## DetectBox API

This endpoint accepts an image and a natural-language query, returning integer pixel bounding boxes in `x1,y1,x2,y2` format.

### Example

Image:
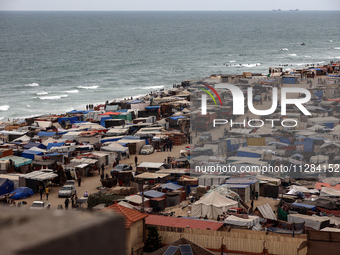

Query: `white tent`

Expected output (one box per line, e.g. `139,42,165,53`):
224,215,260,228
320,187,340,197
191,191,238,219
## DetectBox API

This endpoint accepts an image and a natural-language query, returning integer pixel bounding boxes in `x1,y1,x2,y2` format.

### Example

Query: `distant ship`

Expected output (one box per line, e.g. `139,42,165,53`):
301,42,305,46
290,9,299,11
273,9,281,11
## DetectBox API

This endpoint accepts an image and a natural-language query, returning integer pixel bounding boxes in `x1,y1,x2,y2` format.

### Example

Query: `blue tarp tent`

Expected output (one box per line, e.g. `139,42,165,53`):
10,187,34,200
66,110,85,114
169,116,186,121
21,150,43,160
47,142,65,150
100,116,112,127
23,142,47,150
145,106,160,110
58,116,79,124
38,131,56,137
0,178,14,196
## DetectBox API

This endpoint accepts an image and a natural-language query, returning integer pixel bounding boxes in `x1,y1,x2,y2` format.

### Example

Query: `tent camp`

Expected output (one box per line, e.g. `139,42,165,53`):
191,191,238,219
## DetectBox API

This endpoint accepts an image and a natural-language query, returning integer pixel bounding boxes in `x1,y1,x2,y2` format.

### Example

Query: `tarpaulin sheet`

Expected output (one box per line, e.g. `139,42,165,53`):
37,131,56,137
21,150,43,160
291,202,316,211
67,110,85,114
317,207,340,217
23,142,46,150
169,116,186,121
278,207,289,221
100,117,112,127
10,187,34,200
145,106,160,110
0,178,14,196
58,116,79,124
47,142,65,150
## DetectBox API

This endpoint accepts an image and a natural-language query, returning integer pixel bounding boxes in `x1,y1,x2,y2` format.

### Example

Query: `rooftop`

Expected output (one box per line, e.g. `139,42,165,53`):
104,203,148,228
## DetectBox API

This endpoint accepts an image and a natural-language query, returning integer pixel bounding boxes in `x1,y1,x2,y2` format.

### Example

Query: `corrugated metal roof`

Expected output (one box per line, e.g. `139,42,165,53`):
104,203,148,228
256,203,277,220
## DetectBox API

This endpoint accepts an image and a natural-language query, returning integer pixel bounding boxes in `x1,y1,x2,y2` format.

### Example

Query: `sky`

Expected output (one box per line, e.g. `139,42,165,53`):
1,0,340,11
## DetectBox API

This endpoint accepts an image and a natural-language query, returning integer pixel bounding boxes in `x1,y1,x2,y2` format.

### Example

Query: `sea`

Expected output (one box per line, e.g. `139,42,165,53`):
0,11,340,120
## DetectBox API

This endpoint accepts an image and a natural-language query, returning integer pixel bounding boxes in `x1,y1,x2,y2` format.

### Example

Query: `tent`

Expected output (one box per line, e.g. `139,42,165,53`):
10,187,34,200
0,178,14,196
191,191,238,219
224,215,260,228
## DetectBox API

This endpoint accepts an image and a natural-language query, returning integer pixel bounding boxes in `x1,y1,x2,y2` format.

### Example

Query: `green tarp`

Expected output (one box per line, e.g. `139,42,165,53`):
278,207,289,221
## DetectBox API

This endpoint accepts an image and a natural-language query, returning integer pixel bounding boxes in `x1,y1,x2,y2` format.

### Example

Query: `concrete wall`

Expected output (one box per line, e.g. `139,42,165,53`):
2,207,126,255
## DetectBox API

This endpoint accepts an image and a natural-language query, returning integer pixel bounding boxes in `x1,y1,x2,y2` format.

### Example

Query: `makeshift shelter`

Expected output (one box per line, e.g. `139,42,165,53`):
19,171,58,193
191,191,238,219
21,150,43,160
101,142,129,160
224,215,260,228
10,187,34,200
288,214,329,230
0,178,14,195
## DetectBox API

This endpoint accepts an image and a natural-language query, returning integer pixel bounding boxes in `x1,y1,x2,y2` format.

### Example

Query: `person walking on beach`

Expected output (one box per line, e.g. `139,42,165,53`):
78,176,81,187
101,164,105,174
134,155,138,167
65,198,70,210
45,187,50,200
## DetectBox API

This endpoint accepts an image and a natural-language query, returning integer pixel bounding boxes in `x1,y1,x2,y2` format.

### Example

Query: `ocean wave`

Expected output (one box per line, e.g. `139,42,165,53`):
25,83,39,87
63,89,79,93
36,92,48,95
241,63,261,67
39,95,69,100
26,105,31,108
287,54,297,57
334,47,340,50
143,85,164,90
0,105,10,111
77,86,99,89
229,60,236,63
0,117,4,120
281,48,288,51
304,55,312,58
